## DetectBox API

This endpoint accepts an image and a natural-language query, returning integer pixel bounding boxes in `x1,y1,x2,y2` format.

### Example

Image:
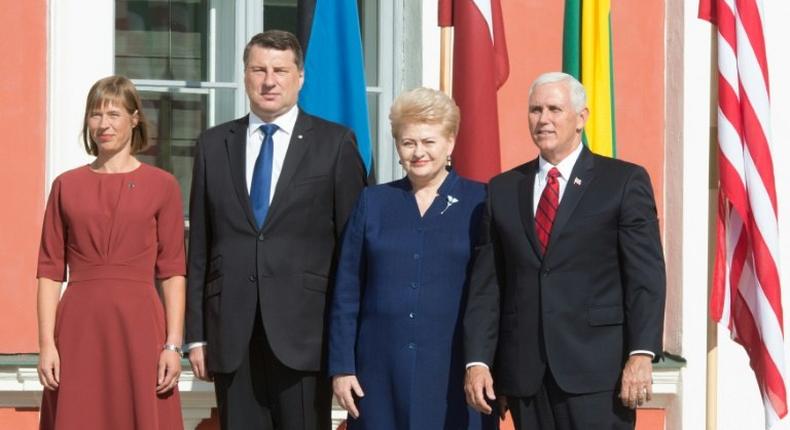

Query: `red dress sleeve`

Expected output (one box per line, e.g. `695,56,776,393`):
155,174,186,279
37,178,67,282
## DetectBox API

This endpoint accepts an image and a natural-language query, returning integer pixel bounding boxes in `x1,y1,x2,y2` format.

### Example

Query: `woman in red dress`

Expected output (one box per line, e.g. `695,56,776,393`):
36,75,186,429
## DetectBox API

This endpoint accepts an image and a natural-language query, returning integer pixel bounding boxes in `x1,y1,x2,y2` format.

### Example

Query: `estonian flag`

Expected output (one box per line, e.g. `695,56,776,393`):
297,0,373,174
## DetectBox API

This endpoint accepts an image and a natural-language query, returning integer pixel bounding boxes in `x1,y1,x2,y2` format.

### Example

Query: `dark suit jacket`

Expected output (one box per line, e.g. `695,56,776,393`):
463,145,665,397
186,109,367,374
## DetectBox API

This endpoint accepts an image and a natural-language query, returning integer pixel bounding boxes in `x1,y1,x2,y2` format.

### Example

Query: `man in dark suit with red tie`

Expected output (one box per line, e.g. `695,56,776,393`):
463,72,666,429
185,30,367,429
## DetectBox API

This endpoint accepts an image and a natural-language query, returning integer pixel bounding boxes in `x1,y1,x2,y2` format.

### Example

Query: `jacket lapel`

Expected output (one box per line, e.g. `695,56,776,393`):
264,110,313,229
517,160,543,259
544,145,596,259
225,115,260,231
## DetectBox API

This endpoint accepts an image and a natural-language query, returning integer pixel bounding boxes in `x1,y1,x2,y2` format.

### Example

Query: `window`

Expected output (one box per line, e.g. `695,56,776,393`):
115,0,247,215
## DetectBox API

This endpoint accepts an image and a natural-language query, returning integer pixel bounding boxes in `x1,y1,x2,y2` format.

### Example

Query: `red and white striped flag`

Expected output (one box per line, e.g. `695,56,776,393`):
438,0,509,183
700,0,787,427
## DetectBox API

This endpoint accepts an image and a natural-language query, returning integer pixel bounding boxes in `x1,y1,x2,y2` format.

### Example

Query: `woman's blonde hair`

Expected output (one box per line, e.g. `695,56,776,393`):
389,87,460,140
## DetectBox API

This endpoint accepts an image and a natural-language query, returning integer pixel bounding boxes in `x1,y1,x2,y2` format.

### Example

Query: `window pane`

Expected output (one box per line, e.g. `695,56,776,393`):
115,0,209,81
136,89,236,216
359,0,378,86
264,0,297,34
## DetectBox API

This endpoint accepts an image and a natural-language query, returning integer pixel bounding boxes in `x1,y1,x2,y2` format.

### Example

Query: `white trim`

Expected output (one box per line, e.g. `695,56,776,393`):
368,0,401,184
678,0,714,426
0,366,214,430
46,0,114,186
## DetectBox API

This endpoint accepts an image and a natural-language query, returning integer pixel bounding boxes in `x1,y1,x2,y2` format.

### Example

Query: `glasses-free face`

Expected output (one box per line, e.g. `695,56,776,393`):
528,82,588,164
244,46,304,123
396,122,455,186
87,102,139,156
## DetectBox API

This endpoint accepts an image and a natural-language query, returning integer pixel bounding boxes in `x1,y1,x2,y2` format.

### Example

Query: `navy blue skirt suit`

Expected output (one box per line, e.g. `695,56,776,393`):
328,171,496,430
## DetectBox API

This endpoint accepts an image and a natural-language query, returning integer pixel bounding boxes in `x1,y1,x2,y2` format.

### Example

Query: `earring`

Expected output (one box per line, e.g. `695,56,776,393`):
446,154,453,170
398,159,403,166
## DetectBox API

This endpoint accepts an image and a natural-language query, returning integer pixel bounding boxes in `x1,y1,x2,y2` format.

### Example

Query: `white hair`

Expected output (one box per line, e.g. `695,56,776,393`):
528,72,587,113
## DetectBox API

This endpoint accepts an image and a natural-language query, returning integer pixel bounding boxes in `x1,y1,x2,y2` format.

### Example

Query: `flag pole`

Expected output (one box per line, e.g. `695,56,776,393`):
707,311,718,430
705,23,719,430
440,27,452,96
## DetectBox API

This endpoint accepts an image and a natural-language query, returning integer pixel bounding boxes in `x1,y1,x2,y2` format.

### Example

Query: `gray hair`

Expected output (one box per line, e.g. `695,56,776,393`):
528,72,587,113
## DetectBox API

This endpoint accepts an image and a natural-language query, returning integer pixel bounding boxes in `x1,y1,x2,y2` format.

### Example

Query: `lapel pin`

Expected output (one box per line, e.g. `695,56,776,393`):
297,134,303,139
573,177,582,186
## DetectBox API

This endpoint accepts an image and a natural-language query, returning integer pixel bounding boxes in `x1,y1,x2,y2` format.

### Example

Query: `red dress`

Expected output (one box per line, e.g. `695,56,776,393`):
37,164,186,430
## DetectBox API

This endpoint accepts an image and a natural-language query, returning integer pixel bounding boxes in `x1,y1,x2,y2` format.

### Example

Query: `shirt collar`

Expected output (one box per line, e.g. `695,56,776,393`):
247,104,299,138
537,142,584,182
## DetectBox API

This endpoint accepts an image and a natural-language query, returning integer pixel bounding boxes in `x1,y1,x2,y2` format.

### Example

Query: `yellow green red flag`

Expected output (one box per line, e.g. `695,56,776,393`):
562,0,616,158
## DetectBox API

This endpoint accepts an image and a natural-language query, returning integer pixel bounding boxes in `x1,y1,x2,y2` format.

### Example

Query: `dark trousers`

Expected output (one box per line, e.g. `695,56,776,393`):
213,312,331,430
509,369,635,430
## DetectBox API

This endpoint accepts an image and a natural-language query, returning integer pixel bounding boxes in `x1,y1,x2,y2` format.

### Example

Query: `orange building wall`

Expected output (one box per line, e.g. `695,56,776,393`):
0,408,39,429
0,1,46,352
497,0,665,220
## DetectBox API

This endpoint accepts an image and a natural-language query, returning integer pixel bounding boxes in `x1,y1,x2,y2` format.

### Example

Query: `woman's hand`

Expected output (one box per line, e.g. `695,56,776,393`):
37,343,60,390
332,374,365,419
156,349,182,394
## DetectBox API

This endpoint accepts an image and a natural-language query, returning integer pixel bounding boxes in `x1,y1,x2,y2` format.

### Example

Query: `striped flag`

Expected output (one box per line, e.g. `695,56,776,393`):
562,0,616,158
700,0,787,427
438,0,509,183
297,0,373,173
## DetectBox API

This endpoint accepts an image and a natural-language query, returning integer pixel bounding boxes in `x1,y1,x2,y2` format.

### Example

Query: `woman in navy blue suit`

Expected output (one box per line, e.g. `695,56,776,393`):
328,88,495,430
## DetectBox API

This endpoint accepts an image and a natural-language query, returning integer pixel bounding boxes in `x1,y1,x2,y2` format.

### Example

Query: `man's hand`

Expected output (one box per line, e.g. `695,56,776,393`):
619,354,653,409
333,374,365,419
465,365,496,415
188,345,212,381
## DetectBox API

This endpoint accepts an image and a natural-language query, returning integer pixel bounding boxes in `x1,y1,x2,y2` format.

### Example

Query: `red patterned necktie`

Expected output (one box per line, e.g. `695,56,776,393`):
535,167,560,253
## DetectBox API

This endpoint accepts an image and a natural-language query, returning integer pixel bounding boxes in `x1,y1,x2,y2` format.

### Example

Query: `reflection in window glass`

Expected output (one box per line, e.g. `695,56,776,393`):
116,0,208,81
264,0,297,34
136,89,237,216
359,0,378,87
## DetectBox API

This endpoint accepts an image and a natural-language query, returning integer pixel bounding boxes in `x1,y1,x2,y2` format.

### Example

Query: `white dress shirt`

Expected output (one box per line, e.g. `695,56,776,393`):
245,105,300,200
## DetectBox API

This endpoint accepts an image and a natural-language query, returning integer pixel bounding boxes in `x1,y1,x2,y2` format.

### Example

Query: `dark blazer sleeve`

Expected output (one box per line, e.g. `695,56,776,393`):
328,190,368,376
185,135,209,344
332,129,368,238
463,193,503,367
618,166,666,357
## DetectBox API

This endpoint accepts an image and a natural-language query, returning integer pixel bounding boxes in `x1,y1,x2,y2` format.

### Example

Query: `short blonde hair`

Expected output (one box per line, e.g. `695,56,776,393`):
389,87,460,140
81,75,149,156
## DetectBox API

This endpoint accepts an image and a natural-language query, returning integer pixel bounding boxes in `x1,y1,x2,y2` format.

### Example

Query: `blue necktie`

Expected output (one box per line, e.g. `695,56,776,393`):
250,123,278,229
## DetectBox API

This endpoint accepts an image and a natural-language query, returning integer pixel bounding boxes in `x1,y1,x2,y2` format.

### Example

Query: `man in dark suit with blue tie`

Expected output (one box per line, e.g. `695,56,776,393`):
185,30,367,429
463,72,666,429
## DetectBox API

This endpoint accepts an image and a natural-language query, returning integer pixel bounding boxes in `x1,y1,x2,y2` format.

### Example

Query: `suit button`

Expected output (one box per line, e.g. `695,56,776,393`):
410,282,418,289
407,342,416,350
409,312,415,319
258,233,265,241
248,275,256,282
413,253,420,260
543,269,550,276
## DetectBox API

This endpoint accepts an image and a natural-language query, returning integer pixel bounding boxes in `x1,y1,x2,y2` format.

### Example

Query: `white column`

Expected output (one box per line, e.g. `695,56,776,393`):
421,0,440,90
677,0,714,428
47,0,115,186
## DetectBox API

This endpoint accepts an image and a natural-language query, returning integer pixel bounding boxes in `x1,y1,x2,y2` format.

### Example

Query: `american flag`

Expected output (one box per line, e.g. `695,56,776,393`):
700,0,786,428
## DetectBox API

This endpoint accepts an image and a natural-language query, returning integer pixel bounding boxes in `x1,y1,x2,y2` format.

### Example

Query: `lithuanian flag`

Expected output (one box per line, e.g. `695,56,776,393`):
562,0,616,158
